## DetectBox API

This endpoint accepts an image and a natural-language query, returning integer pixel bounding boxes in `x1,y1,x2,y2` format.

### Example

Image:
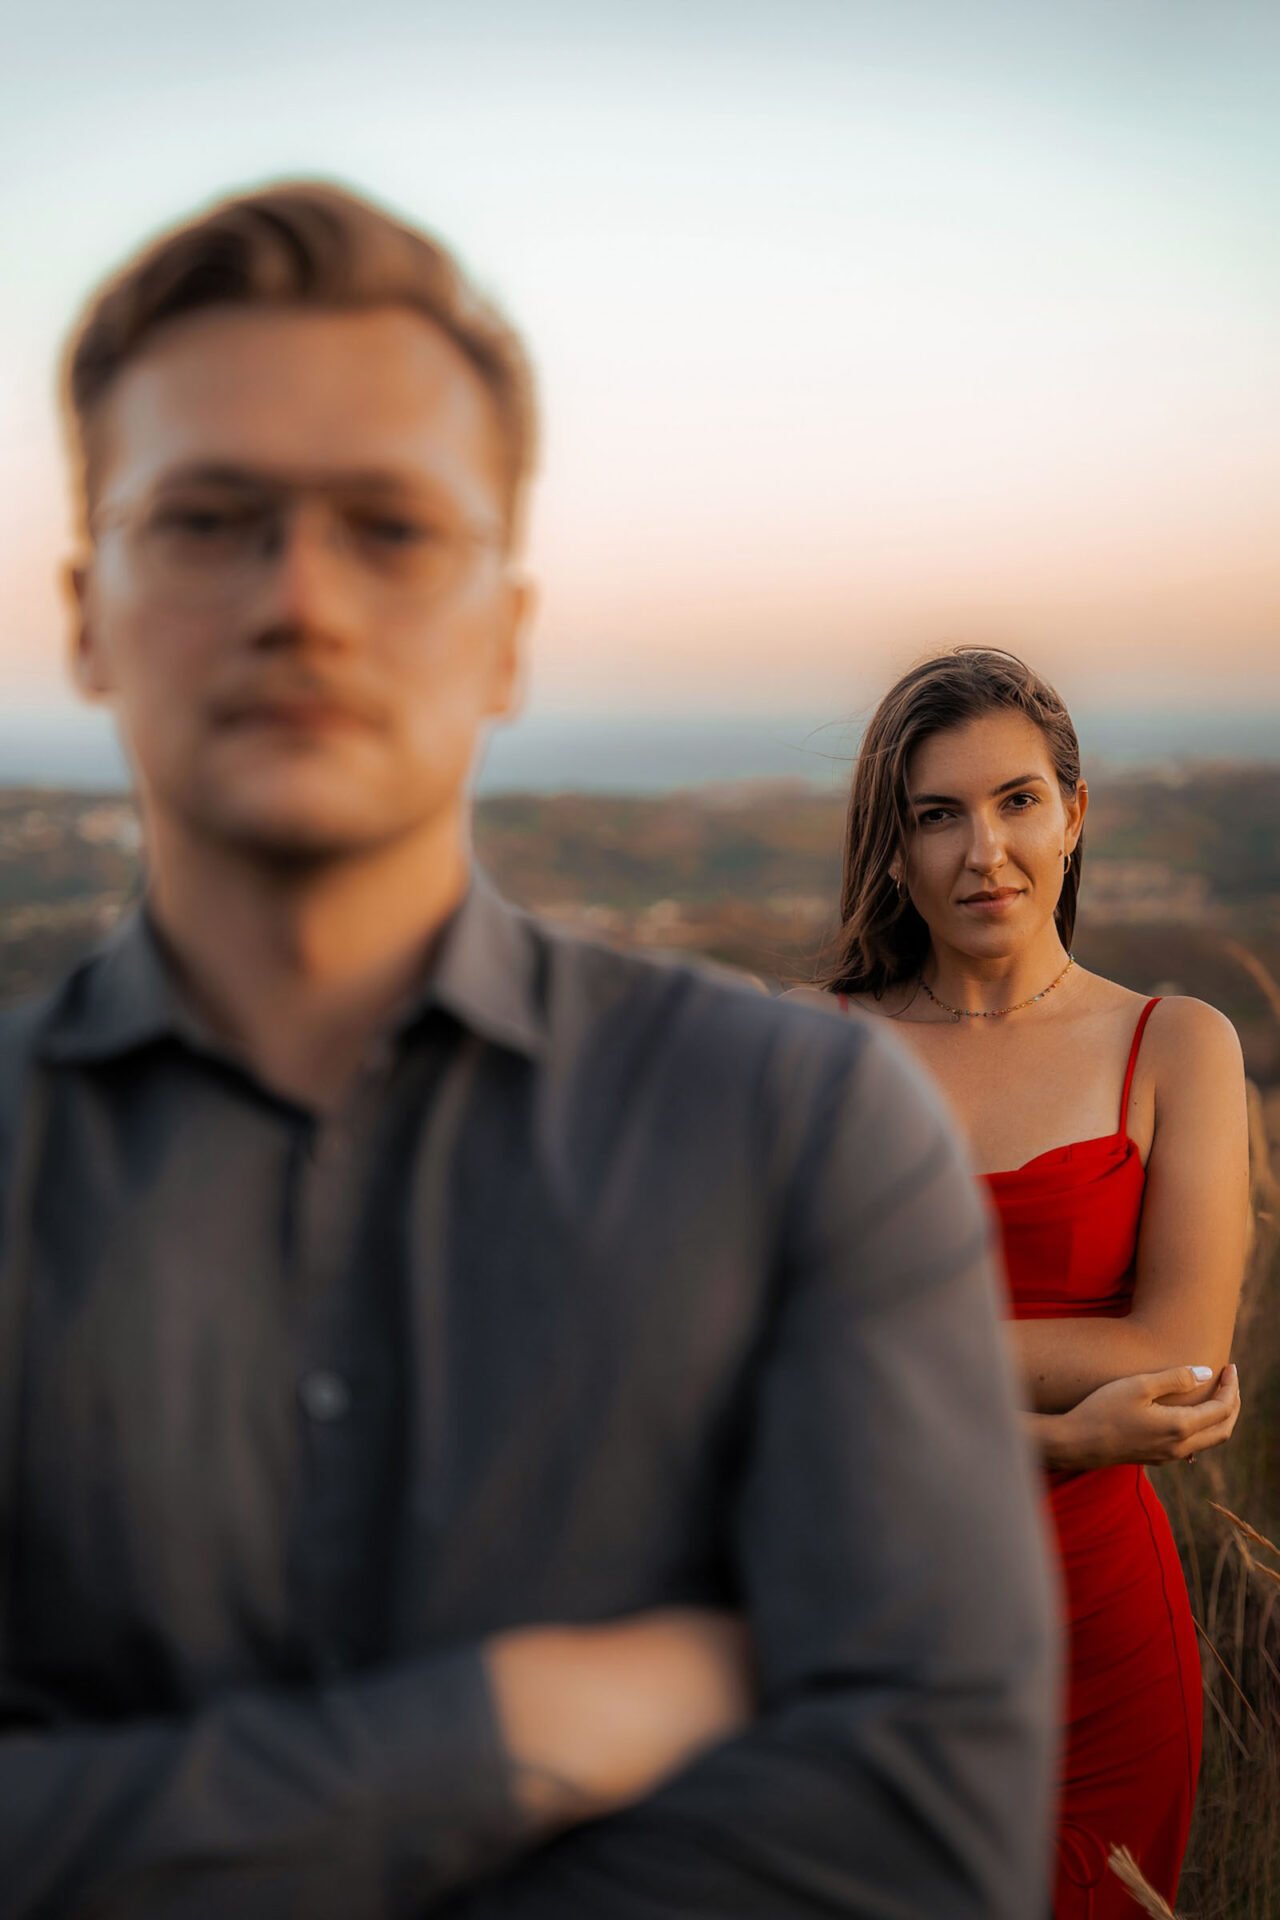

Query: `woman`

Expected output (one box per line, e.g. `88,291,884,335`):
801,647,1248,1917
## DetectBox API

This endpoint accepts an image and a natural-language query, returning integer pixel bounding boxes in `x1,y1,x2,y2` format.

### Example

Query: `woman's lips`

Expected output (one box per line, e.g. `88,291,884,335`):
958,890,1023,916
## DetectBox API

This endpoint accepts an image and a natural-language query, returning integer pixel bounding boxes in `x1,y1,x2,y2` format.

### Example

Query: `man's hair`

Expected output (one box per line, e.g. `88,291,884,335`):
64,179,538,539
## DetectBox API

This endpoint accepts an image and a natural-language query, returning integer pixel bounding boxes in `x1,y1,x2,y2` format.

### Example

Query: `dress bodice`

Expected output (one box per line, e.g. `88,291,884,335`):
981,999,1159,1325
984,1132,1146,1321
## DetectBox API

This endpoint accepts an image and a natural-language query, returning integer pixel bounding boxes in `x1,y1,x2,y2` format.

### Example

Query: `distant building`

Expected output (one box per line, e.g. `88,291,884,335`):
76,804,143,854
1084,861,1214,925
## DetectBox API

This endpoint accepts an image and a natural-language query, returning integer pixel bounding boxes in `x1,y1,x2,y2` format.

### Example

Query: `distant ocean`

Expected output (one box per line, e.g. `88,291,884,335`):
0,705,1276,795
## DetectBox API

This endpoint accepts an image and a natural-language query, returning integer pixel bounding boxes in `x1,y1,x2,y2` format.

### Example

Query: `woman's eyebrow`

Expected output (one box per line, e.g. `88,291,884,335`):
993,773,1048,794
910,773,1049,805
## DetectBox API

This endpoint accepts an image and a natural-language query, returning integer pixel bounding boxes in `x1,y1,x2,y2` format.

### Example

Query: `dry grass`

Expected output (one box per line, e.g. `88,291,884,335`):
1139,949,1280,1919
1110,1845,1182,1916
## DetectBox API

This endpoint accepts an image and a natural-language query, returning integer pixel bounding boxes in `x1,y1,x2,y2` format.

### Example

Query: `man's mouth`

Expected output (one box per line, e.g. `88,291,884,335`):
217,689,381,733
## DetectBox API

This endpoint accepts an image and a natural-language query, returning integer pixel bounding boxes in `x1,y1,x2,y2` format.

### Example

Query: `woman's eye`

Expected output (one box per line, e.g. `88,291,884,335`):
918,808,952,826
1005,792,1038,811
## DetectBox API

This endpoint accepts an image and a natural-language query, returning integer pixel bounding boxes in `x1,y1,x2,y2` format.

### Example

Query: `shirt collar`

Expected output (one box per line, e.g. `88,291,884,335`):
41,868,547,1067
41,906,197,1064
416,868,546,1059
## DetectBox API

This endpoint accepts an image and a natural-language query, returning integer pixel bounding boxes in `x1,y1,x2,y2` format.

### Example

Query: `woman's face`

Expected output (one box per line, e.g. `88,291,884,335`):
900,709,1086,959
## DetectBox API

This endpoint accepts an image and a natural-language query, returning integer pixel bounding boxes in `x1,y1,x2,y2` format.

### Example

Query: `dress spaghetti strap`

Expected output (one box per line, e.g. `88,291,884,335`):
1118,997,1161,1135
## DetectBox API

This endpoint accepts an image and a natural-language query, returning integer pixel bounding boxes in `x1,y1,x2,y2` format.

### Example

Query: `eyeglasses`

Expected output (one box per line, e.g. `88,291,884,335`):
92,479,507,607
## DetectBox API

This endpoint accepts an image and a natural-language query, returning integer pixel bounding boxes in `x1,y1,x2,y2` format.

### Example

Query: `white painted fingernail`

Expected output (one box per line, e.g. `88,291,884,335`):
1191,1366,1214,1381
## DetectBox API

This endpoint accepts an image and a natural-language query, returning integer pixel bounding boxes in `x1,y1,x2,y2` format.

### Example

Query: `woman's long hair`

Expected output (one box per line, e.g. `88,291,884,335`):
813,647,1085,998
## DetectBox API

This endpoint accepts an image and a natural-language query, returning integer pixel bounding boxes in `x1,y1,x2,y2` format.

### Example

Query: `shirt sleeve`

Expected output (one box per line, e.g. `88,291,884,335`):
444,1016,1060,1919
0,1645,535,1919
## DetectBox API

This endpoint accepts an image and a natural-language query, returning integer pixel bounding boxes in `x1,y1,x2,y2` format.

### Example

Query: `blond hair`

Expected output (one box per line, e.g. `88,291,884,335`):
64,180,538,540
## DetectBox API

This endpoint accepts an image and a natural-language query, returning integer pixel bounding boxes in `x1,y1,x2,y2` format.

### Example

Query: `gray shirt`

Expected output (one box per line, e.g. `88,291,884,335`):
0,872,1055,1919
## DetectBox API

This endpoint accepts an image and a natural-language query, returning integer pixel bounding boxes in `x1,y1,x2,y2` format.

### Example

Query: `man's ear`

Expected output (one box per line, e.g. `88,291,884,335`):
485,573,534,723
65,559,113,700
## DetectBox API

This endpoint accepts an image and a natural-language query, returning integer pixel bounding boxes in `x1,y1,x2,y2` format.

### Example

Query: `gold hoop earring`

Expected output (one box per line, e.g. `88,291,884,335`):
1063,849,1072,874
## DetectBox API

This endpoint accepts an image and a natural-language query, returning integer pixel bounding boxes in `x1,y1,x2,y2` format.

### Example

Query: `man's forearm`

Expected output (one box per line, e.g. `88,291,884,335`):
445,1667,1052,1920
0,1647,535,1920
448,1039,1060,1919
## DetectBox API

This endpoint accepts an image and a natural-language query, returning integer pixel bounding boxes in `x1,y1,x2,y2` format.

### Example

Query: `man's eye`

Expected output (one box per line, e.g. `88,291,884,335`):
155,504,253,537
354,514,439,547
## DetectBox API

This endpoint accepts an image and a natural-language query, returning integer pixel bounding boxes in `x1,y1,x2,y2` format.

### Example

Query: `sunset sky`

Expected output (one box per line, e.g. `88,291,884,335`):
2,0,1277,746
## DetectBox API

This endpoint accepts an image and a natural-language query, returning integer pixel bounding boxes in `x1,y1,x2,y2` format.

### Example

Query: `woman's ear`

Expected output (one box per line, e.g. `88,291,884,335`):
1066,778,1089,855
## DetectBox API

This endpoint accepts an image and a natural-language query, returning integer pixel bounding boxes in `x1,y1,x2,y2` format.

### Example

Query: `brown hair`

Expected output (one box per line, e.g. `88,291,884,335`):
813,646,1085,997
64,179,538,539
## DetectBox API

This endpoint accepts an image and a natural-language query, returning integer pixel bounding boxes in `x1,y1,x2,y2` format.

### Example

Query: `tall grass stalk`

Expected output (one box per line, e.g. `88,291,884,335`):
1150,943,1280,1918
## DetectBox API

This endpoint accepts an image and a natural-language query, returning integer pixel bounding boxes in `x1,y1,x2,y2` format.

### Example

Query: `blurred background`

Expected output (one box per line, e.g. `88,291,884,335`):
2,0,1278,778
3,0,1278,1023
2,4,1279,1914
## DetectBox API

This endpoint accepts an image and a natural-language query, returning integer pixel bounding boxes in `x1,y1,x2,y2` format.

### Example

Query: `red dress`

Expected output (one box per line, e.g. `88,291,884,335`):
983,998,1203,1916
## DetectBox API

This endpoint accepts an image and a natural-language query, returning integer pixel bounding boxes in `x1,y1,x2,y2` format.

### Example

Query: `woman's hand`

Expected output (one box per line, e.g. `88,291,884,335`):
1028,1363,1240,1471
486,1608,754,1827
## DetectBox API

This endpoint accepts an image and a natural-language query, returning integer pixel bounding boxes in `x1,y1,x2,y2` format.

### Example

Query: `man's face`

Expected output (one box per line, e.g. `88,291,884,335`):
72,305,528,859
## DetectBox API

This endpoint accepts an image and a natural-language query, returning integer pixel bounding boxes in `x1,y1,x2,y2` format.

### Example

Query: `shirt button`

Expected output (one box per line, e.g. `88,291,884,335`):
363,1036,396,1076
298,1370,352,1422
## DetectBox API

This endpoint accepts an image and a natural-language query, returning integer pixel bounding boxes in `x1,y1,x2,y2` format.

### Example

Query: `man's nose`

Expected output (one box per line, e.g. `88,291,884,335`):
251,501,364,639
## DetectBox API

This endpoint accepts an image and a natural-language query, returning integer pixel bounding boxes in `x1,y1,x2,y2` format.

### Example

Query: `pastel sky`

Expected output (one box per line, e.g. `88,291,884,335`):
2,0,1277,727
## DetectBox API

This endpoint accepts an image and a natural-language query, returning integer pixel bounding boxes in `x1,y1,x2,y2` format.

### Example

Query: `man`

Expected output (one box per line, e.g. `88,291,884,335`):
0,182,1056,1918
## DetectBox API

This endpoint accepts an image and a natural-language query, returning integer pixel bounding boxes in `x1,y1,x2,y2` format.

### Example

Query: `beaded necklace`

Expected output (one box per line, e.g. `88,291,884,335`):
918,954,1075,1021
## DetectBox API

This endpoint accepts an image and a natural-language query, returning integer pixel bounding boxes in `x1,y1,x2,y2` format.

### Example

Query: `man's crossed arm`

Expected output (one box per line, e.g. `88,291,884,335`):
1,1024,1056,1920
448,1026,1059,1919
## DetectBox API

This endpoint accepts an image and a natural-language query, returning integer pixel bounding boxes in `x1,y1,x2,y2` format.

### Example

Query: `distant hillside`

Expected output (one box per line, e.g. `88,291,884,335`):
1087,767,1280,902
475,767,1280,908
2,768,1278,1078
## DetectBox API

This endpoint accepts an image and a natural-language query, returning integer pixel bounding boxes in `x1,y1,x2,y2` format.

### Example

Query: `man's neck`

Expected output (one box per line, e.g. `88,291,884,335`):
144,810,472,1110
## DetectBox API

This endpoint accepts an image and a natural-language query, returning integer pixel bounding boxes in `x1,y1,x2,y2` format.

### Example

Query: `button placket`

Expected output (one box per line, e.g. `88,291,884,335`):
285,1107,368,1665
298,1368,352,1422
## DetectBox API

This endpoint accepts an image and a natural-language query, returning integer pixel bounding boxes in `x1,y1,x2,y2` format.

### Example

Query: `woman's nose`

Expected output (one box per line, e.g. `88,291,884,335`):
965,815,1007,872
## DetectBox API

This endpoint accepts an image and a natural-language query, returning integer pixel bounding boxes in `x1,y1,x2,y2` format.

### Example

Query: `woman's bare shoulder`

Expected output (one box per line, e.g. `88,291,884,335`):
1144,993,1244,1075
1081,969,1240,1053
1069,968,1145,1014
1078,972,1244,1104
1136,997,1248,1196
